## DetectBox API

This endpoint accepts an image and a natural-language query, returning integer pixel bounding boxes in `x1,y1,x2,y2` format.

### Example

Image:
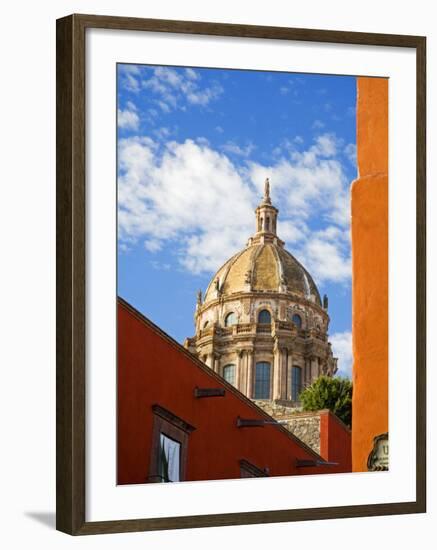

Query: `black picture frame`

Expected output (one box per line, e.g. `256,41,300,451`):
56,13,426,535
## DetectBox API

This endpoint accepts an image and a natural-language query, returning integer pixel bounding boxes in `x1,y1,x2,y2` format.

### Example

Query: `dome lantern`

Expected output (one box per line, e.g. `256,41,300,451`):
255,178,278,235
249,178,284,248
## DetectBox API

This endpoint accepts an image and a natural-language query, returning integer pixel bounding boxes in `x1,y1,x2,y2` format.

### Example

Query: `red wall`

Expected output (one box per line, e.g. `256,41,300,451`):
319,411,352,473
118,299,350,484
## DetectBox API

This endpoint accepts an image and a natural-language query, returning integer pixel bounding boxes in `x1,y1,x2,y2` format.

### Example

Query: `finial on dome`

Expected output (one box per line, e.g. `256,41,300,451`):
263,177,271,204
253,177,280,241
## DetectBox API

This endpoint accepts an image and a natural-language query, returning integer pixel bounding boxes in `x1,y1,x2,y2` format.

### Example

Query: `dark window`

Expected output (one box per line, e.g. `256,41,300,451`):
258,309,271,324
224,312,236,327
158,433,181,482
254,362,271,399
239,459,269,478
203,320,209,328
266,216,270,231
223,364,236,386
292,313,302,328
149,405,195,483
291,366,302,402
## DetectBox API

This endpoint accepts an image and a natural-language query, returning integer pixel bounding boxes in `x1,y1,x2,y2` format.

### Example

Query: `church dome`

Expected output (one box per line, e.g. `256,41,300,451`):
203,178,321,306
203,243,321,305
185,178,337,402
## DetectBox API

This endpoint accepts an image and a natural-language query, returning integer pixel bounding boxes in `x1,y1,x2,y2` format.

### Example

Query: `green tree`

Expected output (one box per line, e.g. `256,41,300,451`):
299,375,352,428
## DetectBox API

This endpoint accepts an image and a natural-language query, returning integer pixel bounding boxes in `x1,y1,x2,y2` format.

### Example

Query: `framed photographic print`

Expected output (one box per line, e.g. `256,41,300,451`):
56,14,426,535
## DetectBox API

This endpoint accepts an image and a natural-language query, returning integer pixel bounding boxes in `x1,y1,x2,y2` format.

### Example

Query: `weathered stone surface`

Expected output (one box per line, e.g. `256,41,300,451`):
253,400,321,454
283,415,321,454
252,245,279,291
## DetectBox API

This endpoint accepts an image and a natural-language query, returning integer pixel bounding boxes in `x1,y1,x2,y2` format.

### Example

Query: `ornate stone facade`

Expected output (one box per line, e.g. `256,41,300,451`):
184,179,337,407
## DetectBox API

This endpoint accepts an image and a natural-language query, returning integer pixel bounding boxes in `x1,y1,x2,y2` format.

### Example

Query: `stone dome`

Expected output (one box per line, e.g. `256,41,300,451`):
203,243,322,306
185,178,337,404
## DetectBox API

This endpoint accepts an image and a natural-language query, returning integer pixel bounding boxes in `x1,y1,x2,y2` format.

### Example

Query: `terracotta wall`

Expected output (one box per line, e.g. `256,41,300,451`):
351,77,389,471
320,411,352,473
117,299,351,484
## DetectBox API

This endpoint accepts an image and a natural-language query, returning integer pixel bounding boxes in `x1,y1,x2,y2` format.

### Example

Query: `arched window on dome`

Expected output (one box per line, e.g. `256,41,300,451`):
258,309,271,324
291,366,302,402
224,312,237,327
291,313,302,329
254,362,271,399
203,320,209,328
223,364,236,386
266,216,270,231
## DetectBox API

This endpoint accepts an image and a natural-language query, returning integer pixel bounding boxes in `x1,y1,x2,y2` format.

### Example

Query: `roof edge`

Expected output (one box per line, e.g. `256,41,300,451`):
118,296,324,460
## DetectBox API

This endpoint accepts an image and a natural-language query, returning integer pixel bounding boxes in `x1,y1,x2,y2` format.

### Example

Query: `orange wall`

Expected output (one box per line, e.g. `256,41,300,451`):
117,300,351,484
351,77,389,471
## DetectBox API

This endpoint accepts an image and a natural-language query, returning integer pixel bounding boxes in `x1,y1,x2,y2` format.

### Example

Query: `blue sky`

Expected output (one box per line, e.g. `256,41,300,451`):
117,64,356,377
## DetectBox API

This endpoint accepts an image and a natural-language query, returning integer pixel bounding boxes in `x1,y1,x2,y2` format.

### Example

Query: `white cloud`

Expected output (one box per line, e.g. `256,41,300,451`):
293,223,351,284
118,133,352,283
330,331,353,378
248,133,350,228
277,220,308,244
221,141,255,157
186,85,223,106
300,235,351,284
185,68,199,80
344,143,357,166
311,133,340,157
279,78,304,97
312,119,325,130
157,100,171,113
118,137,254,273
152,127,173,141
151,260,171,271
144,239,163,252
118,106,139,131
142,66,223,111
119,65,141,92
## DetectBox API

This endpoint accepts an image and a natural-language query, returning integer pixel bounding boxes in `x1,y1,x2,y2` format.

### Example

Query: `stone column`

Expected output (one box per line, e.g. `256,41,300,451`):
310,356,318,382
235,350,241,390
304,357,310,387
237,350,246,394
280,349,289,400
286,351,293,400
273,344,281,400
213,352,221,374
246,350,254,398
